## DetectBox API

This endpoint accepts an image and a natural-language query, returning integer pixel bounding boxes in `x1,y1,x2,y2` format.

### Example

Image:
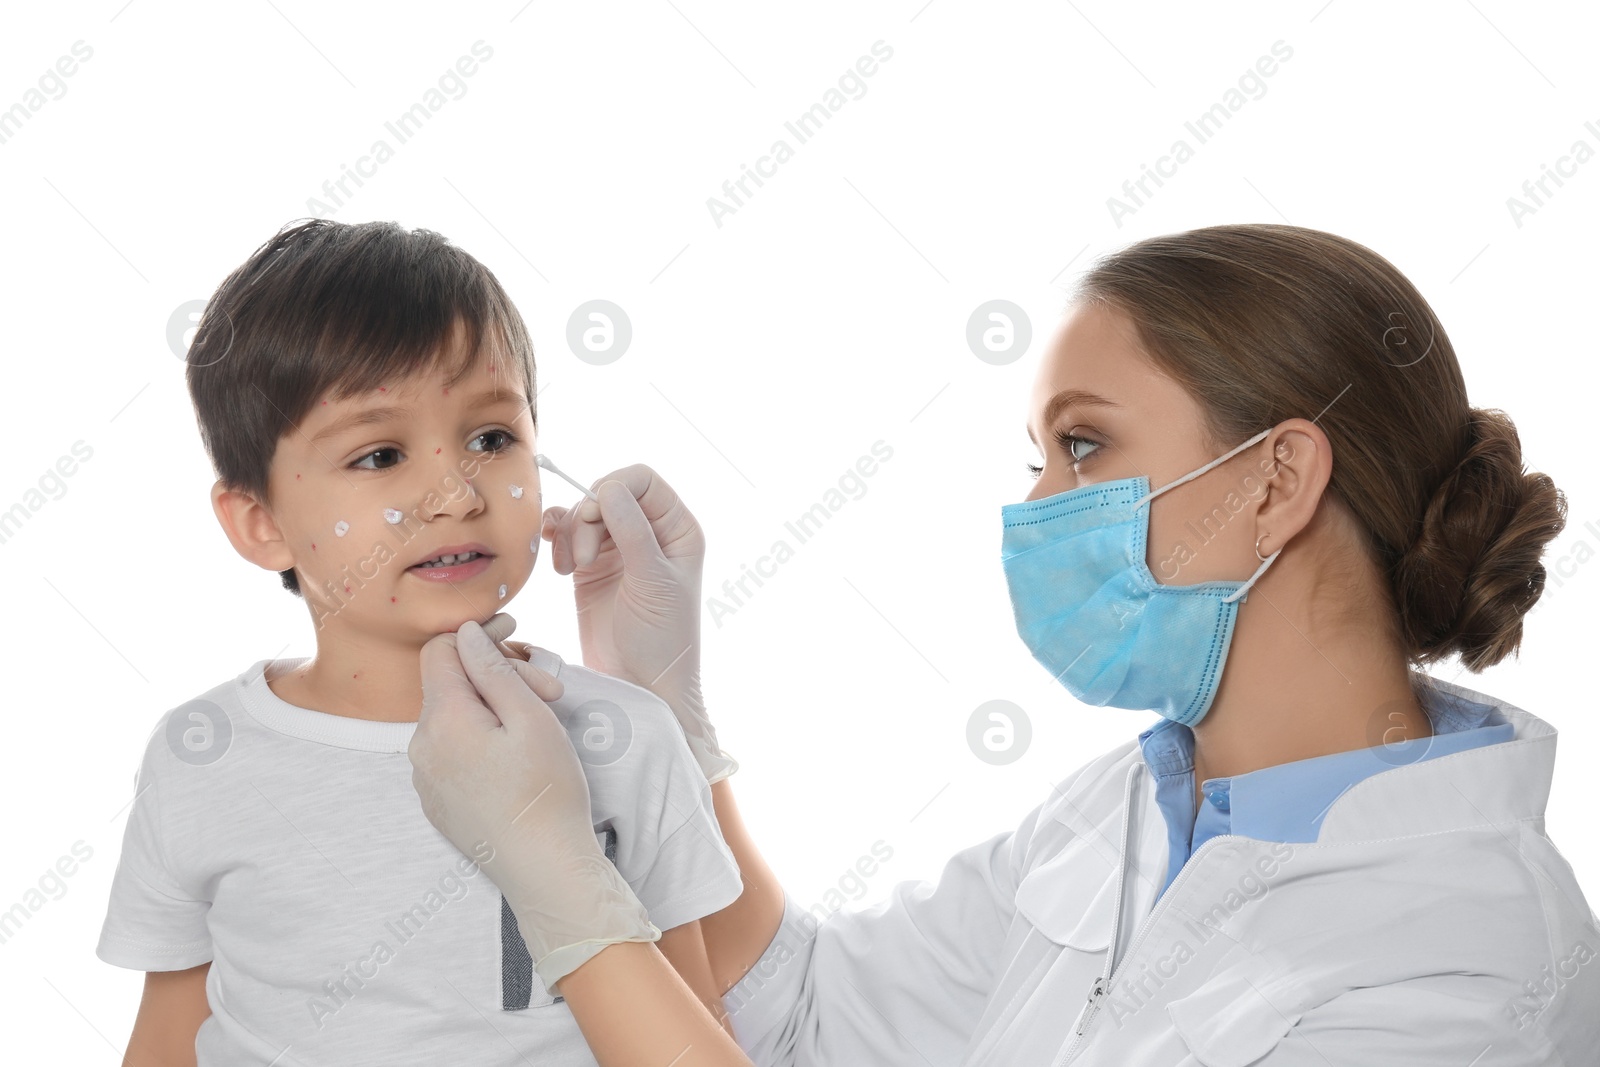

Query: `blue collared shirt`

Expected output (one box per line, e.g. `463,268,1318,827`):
1139,698,1516,901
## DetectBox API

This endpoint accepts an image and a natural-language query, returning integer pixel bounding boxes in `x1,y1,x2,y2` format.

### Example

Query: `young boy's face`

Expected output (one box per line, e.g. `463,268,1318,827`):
265,335,541,642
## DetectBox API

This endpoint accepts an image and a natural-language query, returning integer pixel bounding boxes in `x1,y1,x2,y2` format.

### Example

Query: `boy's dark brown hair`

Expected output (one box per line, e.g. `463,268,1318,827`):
185,218,537,597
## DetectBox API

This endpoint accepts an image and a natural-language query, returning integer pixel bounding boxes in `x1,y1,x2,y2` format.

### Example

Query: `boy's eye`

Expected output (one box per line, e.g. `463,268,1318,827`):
351,447,402,471
348,430,520,471
468,429,520,454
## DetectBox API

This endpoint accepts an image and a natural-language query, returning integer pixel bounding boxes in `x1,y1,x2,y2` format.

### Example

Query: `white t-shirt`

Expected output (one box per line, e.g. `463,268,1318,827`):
96,646,743,1066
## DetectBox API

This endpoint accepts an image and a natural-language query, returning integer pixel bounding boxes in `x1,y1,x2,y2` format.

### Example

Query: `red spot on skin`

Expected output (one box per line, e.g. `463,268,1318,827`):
390,596,397,603
311,543,316,551
435,447,441,454
442,388,449,395
296,473,301,479
321,400,328,405
378,386,387,392
345,584,351,593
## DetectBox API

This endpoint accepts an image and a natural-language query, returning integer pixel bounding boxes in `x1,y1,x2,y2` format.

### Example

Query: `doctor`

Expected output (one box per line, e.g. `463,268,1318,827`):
409,223,1600,1065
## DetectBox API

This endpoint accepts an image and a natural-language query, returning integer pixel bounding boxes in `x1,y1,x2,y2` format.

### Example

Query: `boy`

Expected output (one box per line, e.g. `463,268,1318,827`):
96,219,742,1064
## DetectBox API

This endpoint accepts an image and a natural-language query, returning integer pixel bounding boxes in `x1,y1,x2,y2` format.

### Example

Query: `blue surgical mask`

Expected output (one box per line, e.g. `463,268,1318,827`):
1000,428,1281,727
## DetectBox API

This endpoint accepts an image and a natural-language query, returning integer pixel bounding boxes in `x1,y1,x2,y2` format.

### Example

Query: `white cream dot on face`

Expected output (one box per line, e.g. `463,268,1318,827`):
498,583,508,599
509,484,523,499
383,507,404,524
334,520,350,537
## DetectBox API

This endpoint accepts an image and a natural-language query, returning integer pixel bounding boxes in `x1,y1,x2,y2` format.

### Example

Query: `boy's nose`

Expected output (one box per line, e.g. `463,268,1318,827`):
414,465,486,524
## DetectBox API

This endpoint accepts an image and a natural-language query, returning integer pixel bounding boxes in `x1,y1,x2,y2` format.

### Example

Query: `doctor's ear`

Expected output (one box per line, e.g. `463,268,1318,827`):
1252,419,1334,552
211,478,296,575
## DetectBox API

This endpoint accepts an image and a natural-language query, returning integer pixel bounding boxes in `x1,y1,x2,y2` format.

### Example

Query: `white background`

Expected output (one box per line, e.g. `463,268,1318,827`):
2,0,1597,1059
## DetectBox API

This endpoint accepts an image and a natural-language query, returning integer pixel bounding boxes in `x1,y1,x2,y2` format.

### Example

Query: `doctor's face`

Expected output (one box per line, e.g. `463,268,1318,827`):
1023,300,1273,587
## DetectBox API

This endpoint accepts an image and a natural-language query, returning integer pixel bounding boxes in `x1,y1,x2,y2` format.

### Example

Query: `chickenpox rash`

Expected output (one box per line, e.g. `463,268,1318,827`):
443,388,449,395
378,386,387,393
435,448,441,454
390,596,397,603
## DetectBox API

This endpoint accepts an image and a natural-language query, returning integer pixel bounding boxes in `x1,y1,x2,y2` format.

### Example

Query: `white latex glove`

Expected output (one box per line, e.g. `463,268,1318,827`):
409,615,661,992
542,464,738,784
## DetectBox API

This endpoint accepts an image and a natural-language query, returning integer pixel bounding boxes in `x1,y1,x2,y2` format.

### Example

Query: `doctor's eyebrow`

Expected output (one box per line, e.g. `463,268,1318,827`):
1027,388,1122,445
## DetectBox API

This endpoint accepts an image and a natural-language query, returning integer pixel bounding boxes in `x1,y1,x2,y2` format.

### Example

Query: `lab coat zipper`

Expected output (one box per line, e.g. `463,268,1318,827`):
1050,826,1244,1066
1051,763,1138,1066
1070,976,1109,1035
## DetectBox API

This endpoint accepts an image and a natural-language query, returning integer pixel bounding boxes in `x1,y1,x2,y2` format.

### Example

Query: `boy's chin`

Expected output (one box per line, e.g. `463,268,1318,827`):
412,594,531,637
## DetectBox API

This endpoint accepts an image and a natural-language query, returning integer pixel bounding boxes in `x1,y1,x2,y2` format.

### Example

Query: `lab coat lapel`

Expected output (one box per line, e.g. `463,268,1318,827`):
1016,763,1168,955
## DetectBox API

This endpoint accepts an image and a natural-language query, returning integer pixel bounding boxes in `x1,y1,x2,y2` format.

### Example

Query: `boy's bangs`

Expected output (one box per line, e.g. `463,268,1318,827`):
298,266,526,410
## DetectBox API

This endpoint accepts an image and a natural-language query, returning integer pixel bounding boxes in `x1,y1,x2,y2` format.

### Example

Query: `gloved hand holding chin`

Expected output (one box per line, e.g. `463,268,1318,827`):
408,613,660,993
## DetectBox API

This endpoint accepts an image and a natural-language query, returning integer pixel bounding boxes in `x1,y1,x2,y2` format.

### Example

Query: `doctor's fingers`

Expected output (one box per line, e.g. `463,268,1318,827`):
418,627,563,716
541,504,574,574
542,500,611,573
580,464,704,560
544,463,700,571
416,631,499,744
503,647,564,703
455,623,579,755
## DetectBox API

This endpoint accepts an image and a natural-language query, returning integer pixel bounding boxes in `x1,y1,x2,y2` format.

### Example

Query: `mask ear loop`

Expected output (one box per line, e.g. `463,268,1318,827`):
1128,427,1281,605
1221,546,1281,604
1132,427,1274,512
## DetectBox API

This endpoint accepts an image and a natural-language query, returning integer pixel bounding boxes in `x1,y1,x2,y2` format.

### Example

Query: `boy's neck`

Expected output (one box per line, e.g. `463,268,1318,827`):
267,634,429,724
266,628,529,724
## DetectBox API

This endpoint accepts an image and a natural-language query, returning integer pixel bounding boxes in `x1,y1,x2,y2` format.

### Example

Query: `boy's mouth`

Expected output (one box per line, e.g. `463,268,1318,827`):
416,550,483,569
407,542,495,581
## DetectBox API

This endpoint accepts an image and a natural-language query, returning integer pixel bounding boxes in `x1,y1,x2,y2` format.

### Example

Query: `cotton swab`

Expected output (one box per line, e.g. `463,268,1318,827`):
534,453,599,502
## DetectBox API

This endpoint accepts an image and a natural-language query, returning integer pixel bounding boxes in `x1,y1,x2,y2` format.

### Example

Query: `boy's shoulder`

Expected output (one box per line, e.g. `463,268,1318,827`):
520,646,686,747
128,658,281,782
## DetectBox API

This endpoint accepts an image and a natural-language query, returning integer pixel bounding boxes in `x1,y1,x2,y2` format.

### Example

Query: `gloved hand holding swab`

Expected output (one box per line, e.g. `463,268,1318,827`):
535,453,599,502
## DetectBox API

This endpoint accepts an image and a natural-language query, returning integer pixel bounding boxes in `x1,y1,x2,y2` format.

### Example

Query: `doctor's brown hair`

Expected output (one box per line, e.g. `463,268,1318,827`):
1075,223,1565,672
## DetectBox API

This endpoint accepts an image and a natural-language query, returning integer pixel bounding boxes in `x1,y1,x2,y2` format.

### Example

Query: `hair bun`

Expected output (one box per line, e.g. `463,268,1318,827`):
1392,407,1567,670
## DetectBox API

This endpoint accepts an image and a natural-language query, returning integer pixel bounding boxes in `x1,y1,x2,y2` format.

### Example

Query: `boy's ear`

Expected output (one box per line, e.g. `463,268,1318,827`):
210,479,296,574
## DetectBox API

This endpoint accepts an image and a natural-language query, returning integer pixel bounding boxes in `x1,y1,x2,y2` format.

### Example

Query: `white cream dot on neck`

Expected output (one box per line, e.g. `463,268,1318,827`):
510,484,523,499
334,520,350,537
383,508,403,524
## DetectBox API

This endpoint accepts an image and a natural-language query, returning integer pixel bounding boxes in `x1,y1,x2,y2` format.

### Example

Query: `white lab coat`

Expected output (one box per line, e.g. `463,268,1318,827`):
721,674,1600,1065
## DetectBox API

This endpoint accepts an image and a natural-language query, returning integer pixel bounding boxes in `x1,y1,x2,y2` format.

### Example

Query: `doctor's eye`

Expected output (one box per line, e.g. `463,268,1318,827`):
1025,462,1044,480
1056,430,1102,464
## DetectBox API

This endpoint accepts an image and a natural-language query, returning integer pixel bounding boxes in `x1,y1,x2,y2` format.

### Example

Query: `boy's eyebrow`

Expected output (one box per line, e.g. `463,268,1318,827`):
308,388,530,445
